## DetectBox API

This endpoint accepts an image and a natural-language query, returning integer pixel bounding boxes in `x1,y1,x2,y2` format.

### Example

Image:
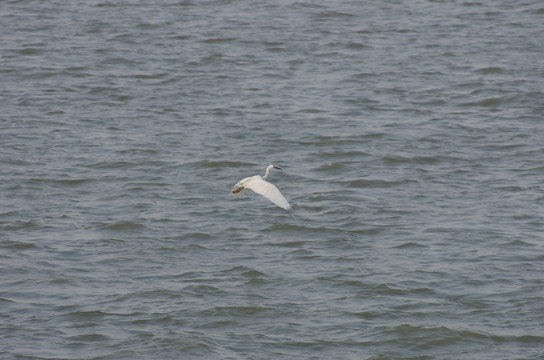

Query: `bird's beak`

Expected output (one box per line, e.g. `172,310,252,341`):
273,166,282,170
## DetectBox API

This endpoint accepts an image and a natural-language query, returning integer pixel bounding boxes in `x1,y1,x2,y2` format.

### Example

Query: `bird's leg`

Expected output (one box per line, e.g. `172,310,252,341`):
232,186,244,194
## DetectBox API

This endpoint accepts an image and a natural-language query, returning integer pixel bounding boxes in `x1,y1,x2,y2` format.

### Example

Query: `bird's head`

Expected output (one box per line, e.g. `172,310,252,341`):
263,164,282,179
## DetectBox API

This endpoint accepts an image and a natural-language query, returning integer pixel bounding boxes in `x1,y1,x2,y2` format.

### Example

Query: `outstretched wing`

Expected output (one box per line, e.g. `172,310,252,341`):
245,177,292,210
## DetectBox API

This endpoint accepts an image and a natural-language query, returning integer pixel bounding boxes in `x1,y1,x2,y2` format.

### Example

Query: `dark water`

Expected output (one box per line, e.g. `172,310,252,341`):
2,1,544,359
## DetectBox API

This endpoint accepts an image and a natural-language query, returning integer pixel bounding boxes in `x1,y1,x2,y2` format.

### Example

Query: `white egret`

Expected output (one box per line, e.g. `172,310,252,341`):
231,165,292,210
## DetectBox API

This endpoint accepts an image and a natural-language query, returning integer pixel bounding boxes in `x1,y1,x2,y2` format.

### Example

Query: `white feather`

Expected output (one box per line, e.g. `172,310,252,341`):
231,165,292,210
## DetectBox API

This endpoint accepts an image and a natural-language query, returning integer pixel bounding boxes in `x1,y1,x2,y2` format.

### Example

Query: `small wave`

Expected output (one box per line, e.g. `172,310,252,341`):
298,133,384,146
267,240,308,247
241,269,266,277
501,239,535,247
200,305,274,317
219,265,264,277
413,98,448,106
353,310,380,319
514,335,544,343
182,159,246,169
1,221,39,232
85,160,139,169
319,149,370,158
346,42,369,50
474,66,504,74
103,221,145,231
345,178,418,188
315,10,357,18
66,310,108,319
263,223,323,232
394,242,428,249
284,248,317,259
460,96,517,107
202,37,236,44
183,284,223,295
53,178,95,186
314,162,347,172
383,155,439,164
18,47,45,56
181,232,213,240
1,239,37,249
68,333,109,342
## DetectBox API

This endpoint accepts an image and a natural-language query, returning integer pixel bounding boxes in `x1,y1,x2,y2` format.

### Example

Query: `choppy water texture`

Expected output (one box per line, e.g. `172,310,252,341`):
2,0,544,359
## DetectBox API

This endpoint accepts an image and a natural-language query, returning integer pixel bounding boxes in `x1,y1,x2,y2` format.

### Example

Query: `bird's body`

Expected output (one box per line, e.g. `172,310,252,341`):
231,165,292,210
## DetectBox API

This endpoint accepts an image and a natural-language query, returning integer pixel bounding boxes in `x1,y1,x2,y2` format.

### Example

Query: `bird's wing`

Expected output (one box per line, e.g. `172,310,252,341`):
245,177,292,210
231,183,247,197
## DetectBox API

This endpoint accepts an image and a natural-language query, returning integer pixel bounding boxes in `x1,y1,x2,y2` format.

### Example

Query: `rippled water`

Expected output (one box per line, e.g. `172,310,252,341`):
2,1,544,359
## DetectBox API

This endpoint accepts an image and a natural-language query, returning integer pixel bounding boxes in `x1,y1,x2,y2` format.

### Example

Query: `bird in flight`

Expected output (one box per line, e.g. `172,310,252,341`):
231,165,292,210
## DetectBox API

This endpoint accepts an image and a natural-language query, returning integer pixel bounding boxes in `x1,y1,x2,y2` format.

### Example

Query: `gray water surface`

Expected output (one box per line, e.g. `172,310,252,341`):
2,1,544,359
